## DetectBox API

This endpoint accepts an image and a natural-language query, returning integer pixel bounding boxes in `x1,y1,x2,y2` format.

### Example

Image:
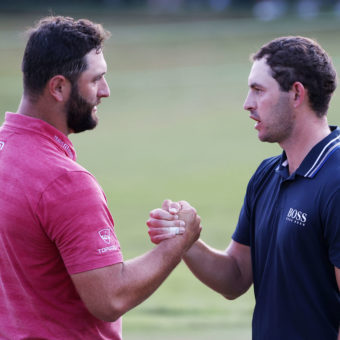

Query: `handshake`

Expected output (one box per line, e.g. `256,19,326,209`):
146,199,202,251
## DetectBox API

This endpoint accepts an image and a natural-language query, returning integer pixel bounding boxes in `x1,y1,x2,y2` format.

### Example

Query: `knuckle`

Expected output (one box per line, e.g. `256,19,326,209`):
190,207,197,214
146,219,154,227
162,199,172,210
148,219,160,227
150,209,161,218
179,200,189,208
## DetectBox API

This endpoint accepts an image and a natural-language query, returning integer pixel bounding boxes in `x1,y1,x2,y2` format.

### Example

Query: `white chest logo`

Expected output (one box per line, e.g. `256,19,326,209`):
286,208,307,226
0,141,5,150
98,229,112,244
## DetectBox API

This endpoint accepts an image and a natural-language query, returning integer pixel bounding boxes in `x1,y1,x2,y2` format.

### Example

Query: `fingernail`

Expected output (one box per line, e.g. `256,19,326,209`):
178,220,185,228
169,208,178,214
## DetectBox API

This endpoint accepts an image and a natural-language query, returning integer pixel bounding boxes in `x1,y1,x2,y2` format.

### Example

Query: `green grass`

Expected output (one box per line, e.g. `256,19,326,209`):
1,10,340,339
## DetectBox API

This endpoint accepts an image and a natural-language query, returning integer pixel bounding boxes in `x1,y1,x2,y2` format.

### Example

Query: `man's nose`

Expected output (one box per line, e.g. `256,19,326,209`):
243,92,254,111
99,78,110,98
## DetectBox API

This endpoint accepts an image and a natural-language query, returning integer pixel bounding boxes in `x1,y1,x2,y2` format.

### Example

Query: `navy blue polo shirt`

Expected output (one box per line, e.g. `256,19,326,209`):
233,126,340,340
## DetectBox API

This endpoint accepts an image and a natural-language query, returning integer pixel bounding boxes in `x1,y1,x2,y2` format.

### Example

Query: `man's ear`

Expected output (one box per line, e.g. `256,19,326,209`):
290,81,306,108
48,75,70,102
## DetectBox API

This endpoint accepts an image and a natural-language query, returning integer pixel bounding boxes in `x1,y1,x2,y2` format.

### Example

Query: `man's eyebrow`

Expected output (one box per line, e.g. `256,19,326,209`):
249,82,263,89
93,71,106,79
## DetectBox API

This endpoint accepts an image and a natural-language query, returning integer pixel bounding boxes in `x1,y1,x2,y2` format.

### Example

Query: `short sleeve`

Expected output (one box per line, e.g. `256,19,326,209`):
232,195,251,246
37,171,123,274
323,189,340,268
231,157,280,247
232,174,255,246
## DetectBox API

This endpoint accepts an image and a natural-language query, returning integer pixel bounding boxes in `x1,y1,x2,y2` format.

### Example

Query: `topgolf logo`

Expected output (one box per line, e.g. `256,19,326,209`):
286,208,307,227
98,229,112,244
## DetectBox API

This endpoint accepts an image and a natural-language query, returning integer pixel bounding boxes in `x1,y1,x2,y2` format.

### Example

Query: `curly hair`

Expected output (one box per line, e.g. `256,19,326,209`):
22,16,110,98
252,36,337,117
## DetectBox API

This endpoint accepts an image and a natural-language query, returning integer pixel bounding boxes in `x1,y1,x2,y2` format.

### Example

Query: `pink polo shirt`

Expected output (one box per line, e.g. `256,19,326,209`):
0,113,123,339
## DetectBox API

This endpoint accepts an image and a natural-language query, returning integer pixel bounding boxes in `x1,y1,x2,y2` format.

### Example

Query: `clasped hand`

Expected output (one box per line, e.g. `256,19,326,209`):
146,199,202,250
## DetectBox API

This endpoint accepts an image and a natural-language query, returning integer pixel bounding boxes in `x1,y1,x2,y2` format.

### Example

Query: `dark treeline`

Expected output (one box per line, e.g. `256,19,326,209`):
0,0,338,20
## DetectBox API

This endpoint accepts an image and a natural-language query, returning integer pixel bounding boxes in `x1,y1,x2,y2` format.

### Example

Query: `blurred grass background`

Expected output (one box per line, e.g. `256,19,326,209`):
1,3,340,339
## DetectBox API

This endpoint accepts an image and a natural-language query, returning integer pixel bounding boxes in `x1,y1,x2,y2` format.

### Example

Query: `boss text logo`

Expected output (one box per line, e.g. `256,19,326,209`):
286,208,307,226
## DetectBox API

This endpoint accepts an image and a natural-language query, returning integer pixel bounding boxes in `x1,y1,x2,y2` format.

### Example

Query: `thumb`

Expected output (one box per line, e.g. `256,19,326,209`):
162,199,181,214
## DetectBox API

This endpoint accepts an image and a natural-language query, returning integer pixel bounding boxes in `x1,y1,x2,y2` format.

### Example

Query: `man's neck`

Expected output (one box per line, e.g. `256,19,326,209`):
16,95,69,136
280,117,330,175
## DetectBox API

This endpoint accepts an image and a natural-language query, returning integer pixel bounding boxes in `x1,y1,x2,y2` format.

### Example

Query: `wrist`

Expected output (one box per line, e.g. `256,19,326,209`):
157,235,188,260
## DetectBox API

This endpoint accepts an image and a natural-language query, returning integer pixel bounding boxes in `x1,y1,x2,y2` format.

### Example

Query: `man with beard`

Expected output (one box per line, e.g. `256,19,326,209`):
0,16,201,339
147,36,340,339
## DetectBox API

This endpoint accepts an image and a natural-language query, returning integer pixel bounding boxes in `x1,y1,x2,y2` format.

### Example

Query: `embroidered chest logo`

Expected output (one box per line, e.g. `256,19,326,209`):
286,208,307,227
0,141,5,150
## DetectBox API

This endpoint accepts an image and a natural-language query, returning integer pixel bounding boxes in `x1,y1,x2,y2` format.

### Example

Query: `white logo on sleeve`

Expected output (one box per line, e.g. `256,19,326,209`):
99,228,111,244
0,141,5,150
97,228,119,254
286,208,308,226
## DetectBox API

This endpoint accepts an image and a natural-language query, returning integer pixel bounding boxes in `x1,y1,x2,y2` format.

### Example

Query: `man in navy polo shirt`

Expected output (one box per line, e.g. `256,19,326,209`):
147,36,340,339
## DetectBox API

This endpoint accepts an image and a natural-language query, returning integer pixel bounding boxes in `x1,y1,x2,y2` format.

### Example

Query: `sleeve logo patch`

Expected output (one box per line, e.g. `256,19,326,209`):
97,228,120,254
98,228,112,244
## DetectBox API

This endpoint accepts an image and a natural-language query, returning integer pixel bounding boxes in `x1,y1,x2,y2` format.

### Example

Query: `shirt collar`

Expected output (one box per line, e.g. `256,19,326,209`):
3,112,77,161
276,126,340,179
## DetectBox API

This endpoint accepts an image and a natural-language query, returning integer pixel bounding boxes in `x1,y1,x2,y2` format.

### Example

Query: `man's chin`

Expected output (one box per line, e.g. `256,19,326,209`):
68,119,98,134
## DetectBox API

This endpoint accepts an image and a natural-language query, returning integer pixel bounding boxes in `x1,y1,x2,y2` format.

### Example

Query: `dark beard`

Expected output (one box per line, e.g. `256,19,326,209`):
66,83,98,133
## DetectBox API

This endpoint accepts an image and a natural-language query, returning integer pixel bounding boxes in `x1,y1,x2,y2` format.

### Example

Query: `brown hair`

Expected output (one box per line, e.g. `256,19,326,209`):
22,16,110,98
253,36,337,117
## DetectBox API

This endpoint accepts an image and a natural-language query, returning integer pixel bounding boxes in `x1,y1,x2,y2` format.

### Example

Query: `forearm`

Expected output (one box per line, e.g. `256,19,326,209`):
73,236,188,322
116,208,201,314
183,239,252,299
114,238,186,315
73,201,202,321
